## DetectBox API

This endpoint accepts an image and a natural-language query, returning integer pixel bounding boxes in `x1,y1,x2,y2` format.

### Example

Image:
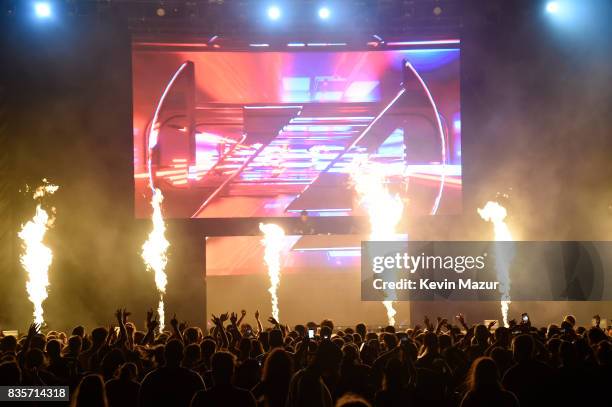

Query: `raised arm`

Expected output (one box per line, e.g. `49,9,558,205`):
254,310,263,336
435,317,448,335
123,309,133,348
229,312,243,344
456,313,469,332
141,309,158,346
268,316,281,330
423,315,435,332
211,314,229,349
18,323,39,369
170,314,184,343
237,309,247,327
114,309,130,349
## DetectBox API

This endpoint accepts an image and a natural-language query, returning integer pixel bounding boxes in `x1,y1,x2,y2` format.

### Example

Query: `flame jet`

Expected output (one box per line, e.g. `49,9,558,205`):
478,201,514,328
18,181,59,325
351,160,404,326
142,189,170,330
259,223,286,322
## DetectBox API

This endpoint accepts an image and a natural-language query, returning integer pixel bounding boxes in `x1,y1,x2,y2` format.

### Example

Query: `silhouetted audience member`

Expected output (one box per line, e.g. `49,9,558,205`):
191,351,256,407
460,357,518,407
502,334,554,407
139,339,205,407
46,339,70,380
105,362,140,407
374,358,415,407
286,339,342,407
71,374,108,407
79,327,107,371
252,347,293,407
336,344,373,401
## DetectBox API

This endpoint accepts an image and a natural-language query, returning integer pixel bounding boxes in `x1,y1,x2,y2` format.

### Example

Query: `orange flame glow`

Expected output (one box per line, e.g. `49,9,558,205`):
351,160,404,326
259,223,285,322
18,182,59,325
142,188,170,330
478,201,513,327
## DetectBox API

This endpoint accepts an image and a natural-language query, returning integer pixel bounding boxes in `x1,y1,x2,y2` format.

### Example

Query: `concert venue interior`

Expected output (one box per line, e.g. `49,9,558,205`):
0,0,611,404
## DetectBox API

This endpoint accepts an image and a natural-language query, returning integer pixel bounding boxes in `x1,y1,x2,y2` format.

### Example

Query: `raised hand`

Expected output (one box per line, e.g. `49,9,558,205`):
230,312,238,325
254,310,260,320
424,315,433,330
27,322,40,337
456,313,465,324
170,313,179,328
435,317,448,333
147,316,159,332
487,320,497,330
220,312,229,323
268,316,279,326
122,309,131,324
179,321,188,332
236,310,247,326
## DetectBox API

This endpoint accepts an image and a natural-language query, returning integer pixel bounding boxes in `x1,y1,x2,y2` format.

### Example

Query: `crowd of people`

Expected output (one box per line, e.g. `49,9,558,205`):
1,309,611,407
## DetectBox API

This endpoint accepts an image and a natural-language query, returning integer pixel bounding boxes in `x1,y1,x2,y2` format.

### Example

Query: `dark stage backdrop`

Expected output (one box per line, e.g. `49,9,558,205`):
1,0,611,330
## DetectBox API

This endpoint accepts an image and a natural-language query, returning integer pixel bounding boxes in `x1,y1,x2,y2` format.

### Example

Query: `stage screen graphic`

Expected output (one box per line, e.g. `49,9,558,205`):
205,234,395,326
133,42,461,218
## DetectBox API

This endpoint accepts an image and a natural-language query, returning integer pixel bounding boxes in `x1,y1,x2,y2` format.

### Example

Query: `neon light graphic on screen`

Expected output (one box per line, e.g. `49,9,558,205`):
133,43,461,219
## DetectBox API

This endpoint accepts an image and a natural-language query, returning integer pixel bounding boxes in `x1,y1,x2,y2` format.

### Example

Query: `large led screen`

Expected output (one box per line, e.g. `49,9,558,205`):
133,43,461,218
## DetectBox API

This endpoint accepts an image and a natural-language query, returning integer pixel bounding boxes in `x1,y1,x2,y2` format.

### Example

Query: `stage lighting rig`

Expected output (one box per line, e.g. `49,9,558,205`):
267,5,281,21
34,2,52,18
1,1,462,36
318,6,331,20
546,1,560,14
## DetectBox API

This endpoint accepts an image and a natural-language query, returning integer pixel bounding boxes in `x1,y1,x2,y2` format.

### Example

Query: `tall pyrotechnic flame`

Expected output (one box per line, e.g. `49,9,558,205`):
478,201,513,327
142,188,170,330
259,223,285,322
18,182,59,325
352,161,404,326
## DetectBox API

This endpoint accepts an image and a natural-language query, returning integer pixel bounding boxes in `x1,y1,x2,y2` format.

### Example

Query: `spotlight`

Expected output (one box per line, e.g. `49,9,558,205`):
267,6,281,20
318,7,331,20
433,6,443,16
156,7,166,17
546,1,560,14
34,2,51,18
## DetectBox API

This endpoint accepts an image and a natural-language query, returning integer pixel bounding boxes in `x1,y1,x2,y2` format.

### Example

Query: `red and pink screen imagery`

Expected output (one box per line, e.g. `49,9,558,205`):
133,43,461,218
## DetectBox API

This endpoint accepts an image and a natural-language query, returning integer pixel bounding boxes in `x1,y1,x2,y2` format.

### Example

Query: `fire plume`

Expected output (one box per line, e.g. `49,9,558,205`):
478,201,513,327
259,223,285,322
142,188,170,330
351,160,404,326
18,181,59,325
